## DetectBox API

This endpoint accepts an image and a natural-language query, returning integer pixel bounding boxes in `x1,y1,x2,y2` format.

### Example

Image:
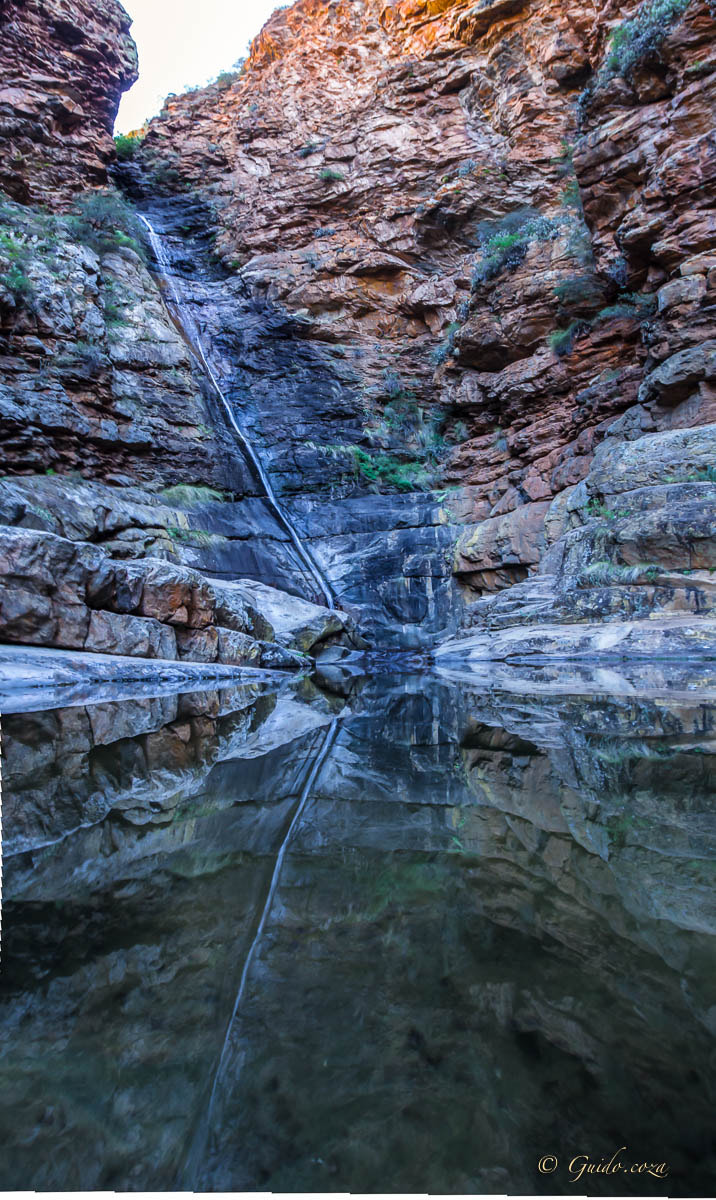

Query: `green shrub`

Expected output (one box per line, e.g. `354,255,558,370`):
472,214,560,288
432,322,461,366
55,339,107,376
69,189,147,260
160,484,227,506
1,262,33,301
383,368,405,400
561,179,583,211
582,560,662,585
0,230,35,303
548,321,588,357
554,275,603,309
320,167,345,183
351,447,430,492
549,289,655,354
594,291,656,322
167,525,225,548
606,0,691,76
114,132,143,161
580,0,692,116
685,465,716,483
215,71,239,89
584,497,626,521
152,163,185,189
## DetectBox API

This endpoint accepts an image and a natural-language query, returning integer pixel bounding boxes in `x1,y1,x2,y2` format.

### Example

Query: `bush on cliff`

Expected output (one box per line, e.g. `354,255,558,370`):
351,447,430,492
0,231,34,304
472,213,560,288
605,0,692,78
579,0,693,117
114,132,144,161
69,190,147,261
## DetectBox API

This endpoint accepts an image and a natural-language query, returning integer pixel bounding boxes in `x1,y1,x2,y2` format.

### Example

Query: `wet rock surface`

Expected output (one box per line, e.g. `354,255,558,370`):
122,0,715,650
1,667,714,1192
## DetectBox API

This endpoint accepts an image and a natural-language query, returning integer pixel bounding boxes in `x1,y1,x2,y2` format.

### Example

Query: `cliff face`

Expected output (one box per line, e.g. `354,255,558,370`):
141,0,716,597
1,0,715,655
0,0,138,205
0,0,358,665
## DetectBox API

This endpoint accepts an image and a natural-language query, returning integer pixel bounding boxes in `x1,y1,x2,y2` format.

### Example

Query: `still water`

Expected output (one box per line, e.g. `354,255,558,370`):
1,665,715,1193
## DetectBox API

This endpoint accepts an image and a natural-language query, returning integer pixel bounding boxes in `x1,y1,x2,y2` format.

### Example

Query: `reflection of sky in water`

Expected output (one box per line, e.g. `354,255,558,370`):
1,668,715,1194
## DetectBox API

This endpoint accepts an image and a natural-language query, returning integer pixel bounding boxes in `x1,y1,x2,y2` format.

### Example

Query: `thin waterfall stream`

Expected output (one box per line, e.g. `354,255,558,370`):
138,214,337,610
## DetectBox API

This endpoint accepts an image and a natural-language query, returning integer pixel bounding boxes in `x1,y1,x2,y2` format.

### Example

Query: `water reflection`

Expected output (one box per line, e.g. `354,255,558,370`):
1,667,715,1193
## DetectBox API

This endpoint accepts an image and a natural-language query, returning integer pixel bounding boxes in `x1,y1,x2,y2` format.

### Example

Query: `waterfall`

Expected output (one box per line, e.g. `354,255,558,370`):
138,214,337,610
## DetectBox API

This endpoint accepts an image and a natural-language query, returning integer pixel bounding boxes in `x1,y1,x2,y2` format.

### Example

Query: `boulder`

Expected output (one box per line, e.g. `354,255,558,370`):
210,580,275,641
139,560,216,628
175,626,219,663
455,502,550,590
218,579,346,652
85,611,178,660
259,642,309,670
638,344,716,408
585,425,716,498
216,627,261,666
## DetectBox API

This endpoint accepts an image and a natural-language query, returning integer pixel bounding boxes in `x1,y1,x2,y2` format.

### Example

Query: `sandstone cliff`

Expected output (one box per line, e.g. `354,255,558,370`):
138,0,716,614
0,0,138,205
1,0,716,659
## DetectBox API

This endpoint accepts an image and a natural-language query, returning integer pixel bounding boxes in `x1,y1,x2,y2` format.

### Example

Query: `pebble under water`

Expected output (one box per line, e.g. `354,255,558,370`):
1,665,715,1193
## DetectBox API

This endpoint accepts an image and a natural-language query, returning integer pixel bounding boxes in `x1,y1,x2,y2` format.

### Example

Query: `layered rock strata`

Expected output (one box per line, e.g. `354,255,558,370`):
134,0,716,644
0,0,138,205
0,520,353,668
1,0,716,655
439,422,716,660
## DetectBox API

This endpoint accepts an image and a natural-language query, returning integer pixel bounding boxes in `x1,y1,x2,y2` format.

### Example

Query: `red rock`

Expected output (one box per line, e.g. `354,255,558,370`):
0,0,137,206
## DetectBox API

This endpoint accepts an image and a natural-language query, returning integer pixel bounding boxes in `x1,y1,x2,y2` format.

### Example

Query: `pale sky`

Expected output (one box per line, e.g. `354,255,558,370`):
116,0,286,132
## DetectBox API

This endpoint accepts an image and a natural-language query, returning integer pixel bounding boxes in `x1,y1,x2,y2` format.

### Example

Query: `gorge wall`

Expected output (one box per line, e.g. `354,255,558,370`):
1,0,715,657
139,0,715,580
0,0,138,205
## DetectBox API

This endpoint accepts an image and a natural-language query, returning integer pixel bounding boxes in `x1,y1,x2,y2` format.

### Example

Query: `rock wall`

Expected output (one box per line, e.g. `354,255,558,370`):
1,0,715,654
0,0,138,205
139,0,716,608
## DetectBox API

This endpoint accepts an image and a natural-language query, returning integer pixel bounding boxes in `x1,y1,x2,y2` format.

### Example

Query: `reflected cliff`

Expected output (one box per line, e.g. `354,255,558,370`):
1,666,715,1193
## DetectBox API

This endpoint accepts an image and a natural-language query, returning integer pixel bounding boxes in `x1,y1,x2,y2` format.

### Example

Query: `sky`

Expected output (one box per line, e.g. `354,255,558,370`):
116,0,286,132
